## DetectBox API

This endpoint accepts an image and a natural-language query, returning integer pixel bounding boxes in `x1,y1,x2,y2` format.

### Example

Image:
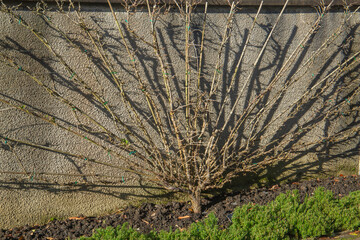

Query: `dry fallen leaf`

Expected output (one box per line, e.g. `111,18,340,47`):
69,217,85,220
142,219,150,225
270,185,279,190
178,215,190,219
350,230,360,235
113,208,124,214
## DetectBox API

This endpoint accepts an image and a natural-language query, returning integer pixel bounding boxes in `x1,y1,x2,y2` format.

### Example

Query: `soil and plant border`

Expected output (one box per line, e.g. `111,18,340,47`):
79,186,360,240
2,175,360,239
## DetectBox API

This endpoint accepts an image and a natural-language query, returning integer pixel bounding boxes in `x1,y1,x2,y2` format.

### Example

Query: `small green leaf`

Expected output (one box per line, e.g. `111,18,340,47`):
30,171,35,182
121,139,129,145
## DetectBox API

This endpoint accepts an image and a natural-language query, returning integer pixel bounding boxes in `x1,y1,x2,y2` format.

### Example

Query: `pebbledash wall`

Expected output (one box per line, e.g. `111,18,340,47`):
0,0,359,229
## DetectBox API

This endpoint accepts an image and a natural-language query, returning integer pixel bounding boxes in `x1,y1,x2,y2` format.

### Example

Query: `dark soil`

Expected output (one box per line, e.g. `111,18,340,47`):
2,175,360,240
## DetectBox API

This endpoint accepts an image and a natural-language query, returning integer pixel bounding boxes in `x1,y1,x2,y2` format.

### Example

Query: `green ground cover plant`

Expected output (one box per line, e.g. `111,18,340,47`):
79,187,360,240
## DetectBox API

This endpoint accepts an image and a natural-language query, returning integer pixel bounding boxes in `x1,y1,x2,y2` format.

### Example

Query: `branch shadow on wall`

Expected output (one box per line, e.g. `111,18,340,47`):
0,173,178,201
204,22,360,197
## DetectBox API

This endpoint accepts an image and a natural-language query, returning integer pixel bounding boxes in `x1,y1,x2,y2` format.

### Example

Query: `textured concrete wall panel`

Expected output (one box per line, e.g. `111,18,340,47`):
0,2,359,228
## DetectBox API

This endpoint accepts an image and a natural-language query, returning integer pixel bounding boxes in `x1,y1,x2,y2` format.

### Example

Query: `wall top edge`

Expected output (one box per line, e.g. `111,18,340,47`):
14,0,360,6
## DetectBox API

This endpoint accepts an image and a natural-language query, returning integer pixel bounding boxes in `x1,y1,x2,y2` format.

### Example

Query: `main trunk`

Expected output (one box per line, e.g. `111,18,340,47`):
190,189,202,214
